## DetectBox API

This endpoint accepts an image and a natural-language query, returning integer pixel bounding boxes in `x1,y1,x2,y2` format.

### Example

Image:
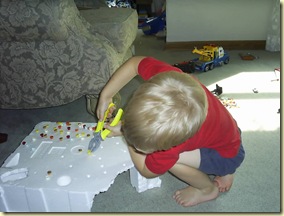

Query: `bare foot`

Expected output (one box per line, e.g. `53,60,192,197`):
213,174,234,192
173,185,219,207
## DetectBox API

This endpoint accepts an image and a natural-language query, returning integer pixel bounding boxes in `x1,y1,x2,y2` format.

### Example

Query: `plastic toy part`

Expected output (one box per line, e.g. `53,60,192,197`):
140,11,166,35
271,68,280,82
211,84,223,96
219,97,239,109
252,88,259,93
239,53,258,60
173,61,195,73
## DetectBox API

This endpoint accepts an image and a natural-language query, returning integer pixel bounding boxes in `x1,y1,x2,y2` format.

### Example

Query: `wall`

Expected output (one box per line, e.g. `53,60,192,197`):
166,0,273,43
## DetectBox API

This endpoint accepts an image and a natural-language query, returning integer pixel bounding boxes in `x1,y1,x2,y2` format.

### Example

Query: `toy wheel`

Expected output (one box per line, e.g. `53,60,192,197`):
204,65,210,72
209,64,214,70
224,58,229,64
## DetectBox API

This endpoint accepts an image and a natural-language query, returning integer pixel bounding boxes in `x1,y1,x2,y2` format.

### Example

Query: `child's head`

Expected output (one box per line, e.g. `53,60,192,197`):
122,71,208,154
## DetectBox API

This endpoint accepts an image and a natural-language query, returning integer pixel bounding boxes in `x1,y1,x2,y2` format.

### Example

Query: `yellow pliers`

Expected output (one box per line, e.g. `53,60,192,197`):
88,103,123,153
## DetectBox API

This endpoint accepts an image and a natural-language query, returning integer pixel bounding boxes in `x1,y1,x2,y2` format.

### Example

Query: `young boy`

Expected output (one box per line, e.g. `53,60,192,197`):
96,56,245,207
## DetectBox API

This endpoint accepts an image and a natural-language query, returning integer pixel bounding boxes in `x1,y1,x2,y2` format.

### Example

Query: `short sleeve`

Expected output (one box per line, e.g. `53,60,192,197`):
138,57,182,80
144,147,181,175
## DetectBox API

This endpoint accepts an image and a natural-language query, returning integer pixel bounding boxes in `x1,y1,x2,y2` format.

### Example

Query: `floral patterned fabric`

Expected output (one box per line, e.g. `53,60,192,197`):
80,7,137,53
0,0,137,109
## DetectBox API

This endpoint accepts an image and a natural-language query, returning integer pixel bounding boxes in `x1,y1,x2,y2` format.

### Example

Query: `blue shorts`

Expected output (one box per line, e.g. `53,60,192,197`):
199,143,245,176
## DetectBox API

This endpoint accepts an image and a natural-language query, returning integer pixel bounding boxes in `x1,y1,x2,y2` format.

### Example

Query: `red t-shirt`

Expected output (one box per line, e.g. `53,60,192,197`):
137,57,241,175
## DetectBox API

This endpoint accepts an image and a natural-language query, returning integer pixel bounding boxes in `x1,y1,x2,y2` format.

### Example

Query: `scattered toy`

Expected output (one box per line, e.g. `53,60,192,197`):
140,11,166,35
192,45,230,72
173,61,195,73
210,84,238,109
219,97,239,109
271,68,280,82
211,84,223,96
173,44,230,73
252,88,258,93
239,53,258,60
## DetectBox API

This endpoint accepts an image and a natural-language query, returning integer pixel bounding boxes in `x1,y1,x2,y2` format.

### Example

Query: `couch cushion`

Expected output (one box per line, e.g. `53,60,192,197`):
0,0,72,42
80,7,138,53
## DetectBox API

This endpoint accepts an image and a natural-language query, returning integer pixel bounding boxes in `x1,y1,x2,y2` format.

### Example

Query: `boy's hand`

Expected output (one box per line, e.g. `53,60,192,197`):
96,56,144,121
103,121,122,137
96,97,113,121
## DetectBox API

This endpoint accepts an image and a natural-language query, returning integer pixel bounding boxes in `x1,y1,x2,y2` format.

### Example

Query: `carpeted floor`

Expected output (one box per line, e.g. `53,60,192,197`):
0,30,281,212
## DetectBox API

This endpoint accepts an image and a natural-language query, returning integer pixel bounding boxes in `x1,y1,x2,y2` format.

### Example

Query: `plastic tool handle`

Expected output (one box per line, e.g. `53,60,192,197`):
95,103,115,132
101,108,123,140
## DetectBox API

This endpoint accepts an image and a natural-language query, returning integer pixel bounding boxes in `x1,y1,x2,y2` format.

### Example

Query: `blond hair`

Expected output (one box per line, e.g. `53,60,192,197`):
122,71,208,153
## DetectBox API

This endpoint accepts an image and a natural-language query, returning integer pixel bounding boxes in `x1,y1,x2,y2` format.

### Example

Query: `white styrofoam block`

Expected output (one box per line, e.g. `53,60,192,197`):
0,185,29,211
0,122,162,212
0,122,134,212
69,191,93,212
0,188,6,211
25,188,46,212
130,167,161,193
44,189,71,212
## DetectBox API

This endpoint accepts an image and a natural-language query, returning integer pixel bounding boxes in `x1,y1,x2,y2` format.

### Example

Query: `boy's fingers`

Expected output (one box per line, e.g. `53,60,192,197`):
103,121,122,137
107,106,116,118
97,107,105,121
98,111,105,121
103,124,114,137
97,102,113,121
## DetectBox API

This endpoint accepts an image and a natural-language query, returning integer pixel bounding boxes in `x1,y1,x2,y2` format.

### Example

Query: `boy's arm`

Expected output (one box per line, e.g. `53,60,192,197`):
128,146,160,179
97,56,146,121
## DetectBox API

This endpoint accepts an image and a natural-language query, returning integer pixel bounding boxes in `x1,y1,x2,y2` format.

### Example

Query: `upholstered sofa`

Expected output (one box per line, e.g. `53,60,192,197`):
0,0,137,114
